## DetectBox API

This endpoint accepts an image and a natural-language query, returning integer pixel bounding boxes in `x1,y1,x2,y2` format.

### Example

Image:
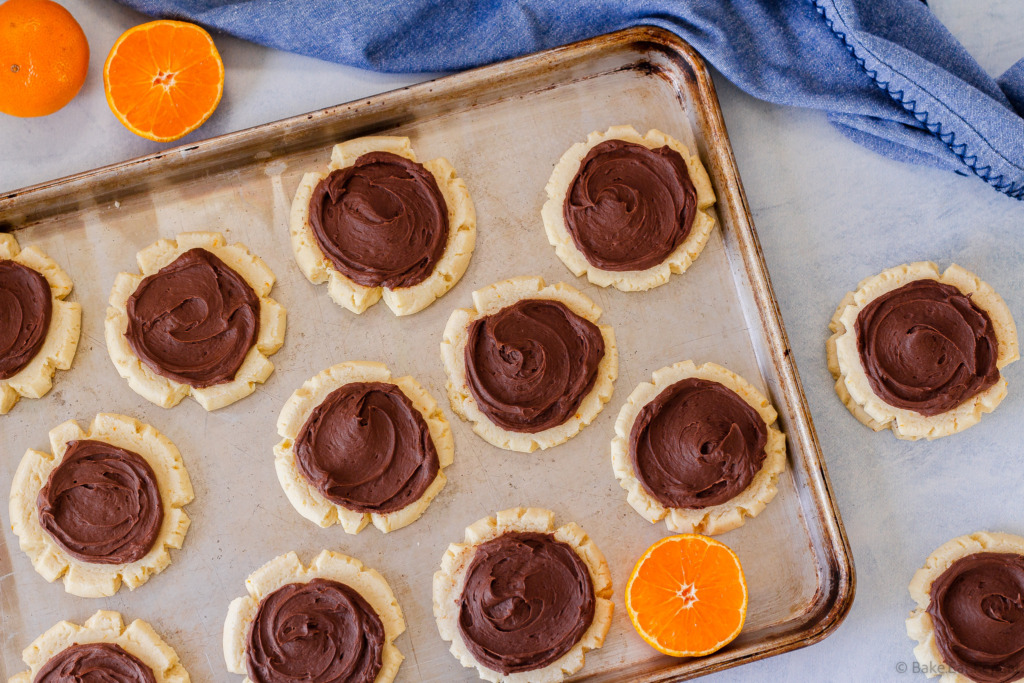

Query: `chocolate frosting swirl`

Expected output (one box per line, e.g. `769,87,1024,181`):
246,579,384,683
294,381,440,514
125,247,260,389
464,299,604,433
927,552,1024,683
35,643,157,683
458,532,595,674
309,151,449,289
37,439,163,565
0,259,52,380
856,279,999,416
629,378,767,509
563,139,697,272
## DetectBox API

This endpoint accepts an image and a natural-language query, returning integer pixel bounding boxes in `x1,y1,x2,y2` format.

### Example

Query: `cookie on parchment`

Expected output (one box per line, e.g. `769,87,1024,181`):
224,550,406,683
290,135,476,316
907,531,1024,683
105,231,286,411
274,360,454,534
828,262,1018,440
441,275,617,452
542,125,716,292
8,610,190,683
9,413,193,598
0,234,81,414
611,360,786,535
433,507,613,683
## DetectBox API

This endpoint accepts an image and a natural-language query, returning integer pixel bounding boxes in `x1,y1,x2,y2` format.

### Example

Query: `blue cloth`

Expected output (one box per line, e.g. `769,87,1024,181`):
118,0,1024,199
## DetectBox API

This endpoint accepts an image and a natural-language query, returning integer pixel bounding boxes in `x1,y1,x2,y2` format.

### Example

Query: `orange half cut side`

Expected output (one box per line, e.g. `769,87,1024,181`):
103,20,224,142
626,534,748,657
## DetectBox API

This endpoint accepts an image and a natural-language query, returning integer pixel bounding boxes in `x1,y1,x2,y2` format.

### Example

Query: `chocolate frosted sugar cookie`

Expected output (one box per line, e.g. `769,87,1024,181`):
907,532,1024,683
223,550,406,683
433,508,613,683
9,611,190,683
612,361,786,535
0,234,81,414
290,135,476,316
105,231,286,410
441,276,618,452
9,414,193,598
274,361,454,534
828,262,1018,439
542,125,716,292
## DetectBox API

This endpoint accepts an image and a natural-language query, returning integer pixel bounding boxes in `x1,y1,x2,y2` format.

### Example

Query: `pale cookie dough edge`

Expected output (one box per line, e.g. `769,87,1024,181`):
0,234,81,415
288,135,477,316
273,360,454,534
223,549,405,683
9,610,190,683
827,262,1018,440
611,360,786,535
8,413,194,598
432,507,614,683
541,125,717,292
440,275,618,453
104,231,285,411
906,531,1024,683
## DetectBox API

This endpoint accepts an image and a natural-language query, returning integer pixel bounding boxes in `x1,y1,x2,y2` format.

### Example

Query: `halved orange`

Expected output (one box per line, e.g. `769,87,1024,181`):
626,534,748,657
103,20,224,142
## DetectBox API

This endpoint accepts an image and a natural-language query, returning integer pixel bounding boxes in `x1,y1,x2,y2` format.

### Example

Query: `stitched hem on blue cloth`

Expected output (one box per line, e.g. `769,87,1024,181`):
812,0,1024,199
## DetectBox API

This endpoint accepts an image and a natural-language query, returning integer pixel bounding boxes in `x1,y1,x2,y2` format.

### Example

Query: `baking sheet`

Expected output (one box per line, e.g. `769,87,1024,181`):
0,28,852,682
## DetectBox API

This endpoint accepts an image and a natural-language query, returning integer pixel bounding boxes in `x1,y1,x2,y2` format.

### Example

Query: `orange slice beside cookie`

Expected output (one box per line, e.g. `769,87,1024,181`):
626,534,748,657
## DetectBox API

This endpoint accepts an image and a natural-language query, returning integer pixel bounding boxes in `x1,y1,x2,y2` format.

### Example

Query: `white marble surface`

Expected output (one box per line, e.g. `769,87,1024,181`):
2,1,1023,681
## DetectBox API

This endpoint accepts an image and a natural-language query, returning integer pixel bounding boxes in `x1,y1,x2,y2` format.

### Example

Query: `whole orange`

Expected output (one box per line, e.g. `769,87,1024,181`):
0,0,89,117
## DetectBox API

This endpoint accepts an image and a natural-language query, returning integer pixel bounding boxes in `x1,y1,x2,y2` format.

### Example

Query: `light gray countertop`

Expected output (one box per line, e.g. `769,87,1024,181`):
2,1,1023,681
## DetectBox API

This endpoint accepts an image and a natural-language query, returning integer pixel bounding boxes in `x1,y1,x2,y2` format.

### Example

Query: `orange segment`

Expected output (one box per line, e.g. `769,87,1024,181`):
626,534,748,657
103,20,224,142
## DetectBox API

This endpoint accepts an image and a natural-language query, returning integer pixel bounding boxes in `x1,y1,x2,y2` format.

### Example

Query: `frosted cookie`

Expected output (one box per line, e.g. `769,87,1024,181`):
828,262,1018,440
9,413,193,598
8,610,190,683
441,276,617,452
907,531,1024,682
542,125,716,292
611,361,786,535
0,234,81,414
433,507,613,683
274,361,454,534
290,135,476,316
105,231,286,410
224,550,405,683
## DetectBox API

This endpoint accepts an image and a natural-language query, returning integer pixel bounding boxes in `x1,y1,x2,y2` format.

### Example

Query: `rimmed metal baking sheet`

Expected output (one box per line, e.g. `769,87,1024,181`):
0,26,853,682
